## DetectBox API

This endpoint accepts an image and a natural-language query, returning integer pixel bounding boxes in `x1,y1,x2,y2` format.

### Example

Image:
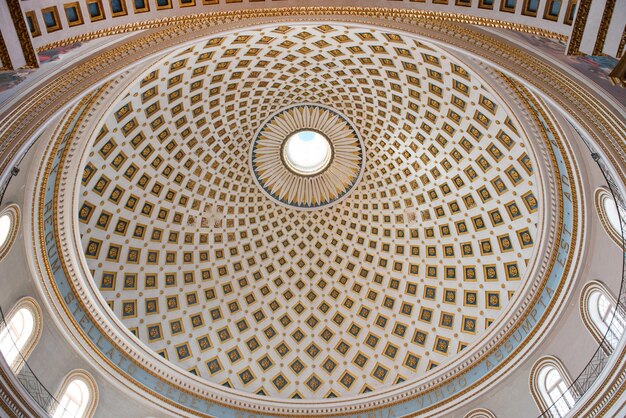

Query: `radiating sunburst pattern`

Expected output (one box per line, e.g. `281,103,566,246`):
251,105,365,209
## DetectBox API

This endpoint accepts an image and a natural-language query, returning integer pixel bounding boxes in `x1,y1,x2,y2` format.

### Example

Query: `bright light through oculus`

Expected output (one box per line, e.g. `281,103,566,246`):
283,130,332,175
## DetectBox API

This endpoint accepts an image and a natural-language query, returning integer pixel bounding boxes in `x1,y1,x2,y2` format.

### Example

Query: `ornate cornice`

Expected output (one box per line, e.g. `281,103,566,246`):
34,6,568,53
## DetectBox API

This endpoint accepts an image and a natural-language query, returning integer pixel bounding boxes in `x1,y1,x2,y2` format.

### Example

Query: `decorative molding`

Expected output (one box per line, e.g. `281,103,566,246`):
609,52,626,87
617,27,626,58
31,52,580,416
0,32,12,71
34,7,569,53
0,354,48,418
566,0,592,55
1,9,620,414
251,104,365,209
5,0,38,68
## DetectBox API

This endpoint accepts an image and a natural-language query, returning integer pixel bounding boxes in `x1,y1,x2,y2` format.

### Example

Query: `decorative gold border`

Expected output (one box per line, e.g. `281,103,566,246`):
64,2,85,27
542,0,561,21
563,0,577,25
567,0,591,54
24,11,42,38
521,0,539,17
477,0,495,9
6,0,38,67
483,74,585,418
86,0,106,22
500,0,516,14
41,6,63,33
0,31,11,71
109,0,128,17
132,0,150,13
35,6,568,52
617,27,626,58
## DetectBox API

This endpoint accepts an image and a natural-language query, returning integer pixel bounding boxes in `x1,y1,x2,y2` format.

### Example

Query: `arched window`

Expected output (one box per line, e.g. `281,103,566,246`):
595,188,626,247
464,408,496,418
0,204,20,262
530,356,577,417
0,297,42,372
52,370,98,418
581,281,625,350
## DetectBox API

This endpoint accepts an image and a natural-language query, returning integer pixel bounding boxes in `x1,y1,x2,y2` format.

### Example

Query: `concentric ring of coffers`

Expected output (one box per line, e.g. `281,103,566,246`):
27,16,585,417
251,104,365,209
74,23,541,399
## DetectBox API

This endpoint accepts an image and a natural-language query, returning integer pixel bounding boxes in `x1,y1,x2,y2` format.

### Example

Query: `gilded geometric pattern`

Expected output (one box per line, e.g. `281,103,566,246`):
77,24,539,399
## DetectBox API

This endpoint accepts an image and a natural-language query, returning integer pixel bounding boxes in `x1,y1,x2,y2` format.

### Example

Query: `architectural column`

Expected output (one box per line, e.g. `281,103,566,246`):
568,0,626,57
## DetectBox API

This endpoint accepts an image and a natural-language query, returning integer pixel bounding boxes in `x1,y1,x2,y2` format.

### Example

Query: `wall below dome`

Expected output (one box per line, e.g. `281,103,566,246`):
0,141,166,418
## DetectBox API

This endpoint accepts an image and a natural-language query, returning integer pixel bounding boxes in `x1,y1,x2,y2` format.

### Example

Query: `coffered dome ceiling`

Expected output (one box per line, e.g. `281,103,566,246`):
76,23,541,400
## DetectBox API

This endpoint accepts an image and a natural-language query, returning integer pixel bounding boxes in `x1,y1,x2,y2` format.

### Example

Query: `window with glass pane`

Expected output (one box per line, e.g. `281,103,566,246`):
591,290,625,348
53,379,91,418
543,367,575,417
603,196,626,238
0,307,35,369
549,0,561,15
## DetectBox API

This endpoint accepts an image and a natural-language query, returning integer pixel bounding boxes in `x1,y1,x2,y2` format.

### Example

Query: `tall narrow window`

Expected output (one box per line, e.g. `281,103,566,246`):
595,188,626,247
0,297,42,372
530,357,577,417
53,370,98,418
581,280,625,350
0,204,20,262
